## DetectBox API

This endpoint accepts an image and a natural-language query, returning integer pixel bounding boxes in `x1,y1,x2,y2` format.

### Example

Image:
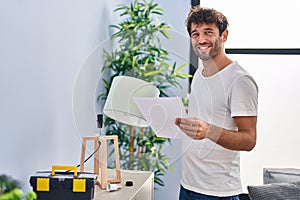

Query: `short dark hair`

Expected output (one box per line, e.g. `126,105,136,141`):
186,6,229,36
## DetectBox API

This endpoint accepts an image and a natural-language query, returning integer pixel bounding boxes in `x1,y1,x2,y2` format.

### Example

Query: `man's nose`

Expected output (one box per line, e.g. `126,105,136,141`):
194,34,208,44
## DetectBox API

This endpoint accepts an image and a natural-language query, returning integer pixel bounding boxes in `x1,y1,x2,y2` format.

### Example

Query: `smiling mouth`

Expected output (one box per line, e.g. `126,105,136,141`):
197,45,210,51
198,46,209,50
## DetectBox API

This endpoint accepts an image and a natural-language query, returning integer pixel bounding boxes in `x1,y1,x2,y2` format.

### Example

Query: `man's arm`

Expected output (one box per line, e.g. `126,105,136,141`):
175,116,257,151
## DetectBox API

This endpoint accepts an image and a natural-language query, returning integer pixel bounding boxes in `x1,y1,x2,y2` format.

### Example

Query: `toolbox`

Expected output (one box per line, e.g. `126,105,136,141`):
29,166,97,200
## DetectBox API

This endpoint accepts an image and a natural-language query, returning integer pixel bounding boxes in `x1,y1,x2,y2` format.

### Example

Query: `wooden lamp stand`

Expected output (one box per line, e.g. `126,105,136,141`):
79,135,121,189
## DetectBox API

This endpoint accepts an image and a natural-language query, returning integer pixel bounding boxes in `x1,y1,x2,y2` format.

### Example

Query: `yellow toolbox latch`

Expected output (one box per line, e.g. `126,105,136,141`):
36,178,50,191
73,179,86,192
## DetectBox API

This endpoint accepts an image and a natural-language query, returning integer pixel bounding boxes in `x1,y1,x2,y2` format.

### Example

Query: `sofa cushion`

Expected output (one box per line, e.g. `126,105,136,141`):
247,181,300,200
263,168,300,184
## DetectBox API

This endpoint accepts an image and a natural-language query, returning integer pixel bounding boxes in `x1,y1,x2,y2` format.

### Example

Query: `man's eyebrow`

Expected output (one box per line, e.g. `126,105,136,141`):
203,27,214,31
191,27,214,33
191,29,198,34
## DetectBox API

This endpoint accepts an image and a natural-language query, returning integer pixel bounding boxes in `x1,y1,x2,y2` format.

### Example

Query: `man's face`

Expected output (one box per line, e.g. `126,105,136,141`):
190,23,224,61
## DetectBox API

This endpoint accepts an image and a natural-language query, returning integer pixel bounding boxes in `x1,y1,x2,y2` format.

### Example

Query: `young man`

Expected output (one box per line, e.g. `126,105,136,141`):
175,6,258,199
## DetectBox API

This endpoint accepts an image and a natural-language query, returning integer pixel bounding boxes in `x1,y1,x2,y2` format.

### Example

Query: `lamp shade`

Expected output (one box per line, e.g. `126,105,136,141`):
103,76,160,127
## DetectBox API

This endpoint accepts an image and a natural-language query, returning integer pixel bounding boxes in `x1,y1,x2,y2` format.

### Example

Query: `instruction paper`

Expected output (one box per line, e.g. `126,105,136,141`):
134,97,190,139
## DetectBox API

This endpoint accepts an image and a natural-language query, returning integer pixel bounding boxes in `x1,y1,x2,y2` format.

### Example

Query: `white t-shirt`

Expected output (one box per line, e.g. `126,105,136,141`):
181,61,258,196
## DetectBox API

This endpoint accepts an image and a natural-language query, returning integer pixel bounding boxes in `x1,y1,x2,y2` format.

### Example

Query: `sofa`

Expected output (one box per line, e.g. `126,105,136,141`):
239,168,300,200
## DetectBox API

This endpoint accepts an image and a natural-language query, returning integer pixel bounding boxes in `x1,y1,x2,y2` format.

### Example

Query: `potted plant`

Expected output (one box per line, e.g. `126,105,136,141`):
99,0,191,186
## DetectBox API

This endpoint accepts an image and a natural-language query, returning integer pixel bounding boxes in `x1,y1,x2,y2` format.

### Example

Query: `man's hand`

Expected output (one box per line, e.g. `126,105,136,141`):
175,117,209,140
175,116,257,151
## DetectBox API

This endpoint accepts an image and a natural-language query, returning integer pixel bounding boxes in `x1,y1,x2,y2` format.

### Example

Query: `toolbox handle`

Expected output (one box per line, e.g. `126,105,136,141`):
52,165,78,177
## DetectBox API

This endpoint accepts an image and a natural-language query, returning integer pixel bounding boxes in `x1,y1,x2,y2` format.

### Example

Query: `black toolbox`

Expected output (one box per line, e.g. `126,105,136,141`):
29,166,97,200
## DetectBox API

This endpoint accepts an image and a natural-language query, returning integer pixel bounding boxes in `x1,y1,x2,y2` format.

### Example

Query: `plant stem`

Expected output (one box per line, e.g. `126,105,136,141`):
129,126,135,169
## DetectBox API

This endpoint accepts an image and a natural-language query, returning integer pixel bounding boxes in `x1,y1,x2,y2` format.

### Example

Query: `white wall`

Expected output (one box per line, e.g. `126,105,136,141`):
0,1,189,199
236,54,300,192
0,0,115,192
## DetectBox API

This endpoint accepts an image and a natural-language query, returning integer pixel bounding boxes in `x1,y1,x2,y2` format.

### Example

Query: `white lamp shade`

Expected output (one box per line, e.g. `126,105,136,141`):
103,76,160,127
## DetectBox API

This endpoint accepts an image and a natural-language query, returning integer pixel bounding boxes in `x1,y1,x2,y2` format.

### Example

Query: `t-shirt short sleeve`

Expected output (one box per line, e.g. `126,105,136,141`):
230,75,258,117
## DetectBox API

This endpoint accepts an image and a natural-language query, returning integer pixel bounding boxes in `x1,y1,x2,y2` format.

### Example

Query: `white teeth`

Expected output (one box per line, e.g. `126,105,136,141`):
197,46,208,50
198,46,208,50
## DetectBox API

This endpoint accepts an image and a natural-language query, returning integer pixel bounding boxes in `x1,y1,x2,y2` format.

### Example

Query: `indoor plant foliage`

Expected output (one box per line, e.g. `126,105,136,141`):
0,174,36,200
100,0,191,186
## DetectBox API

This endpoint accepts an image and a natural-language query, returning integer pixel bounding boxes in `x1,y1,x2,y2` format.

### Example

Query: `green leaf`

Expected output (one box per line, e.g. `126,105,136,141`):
160,30,172,39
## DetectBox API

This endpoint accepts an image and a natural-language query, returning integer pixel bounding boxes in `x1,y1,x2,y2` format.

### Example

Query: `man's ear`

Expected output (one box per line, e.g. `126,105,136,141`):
222,29,228,42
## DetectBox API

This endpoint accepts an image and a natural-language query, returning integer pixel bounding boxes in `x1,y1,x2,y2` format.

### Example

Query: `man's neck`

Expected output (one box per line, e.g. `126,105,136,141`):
201,54,232,77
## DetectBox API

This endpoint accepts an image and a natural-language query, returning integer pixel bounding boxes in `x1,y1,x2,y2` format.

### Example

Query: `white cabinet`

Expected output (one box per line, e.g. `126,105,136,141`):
94,170,154,200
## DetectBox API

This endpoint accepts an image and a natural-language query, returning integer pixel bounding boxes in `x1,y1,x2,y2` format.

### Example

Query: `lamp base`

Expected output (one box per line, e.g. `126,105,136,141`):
80,135,121,189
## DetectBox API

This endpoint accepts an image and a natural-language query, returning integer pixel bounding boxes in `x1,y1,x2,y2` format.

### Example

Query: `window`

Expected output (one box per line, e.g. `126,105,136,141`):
195,0,300,191
201,0,300,49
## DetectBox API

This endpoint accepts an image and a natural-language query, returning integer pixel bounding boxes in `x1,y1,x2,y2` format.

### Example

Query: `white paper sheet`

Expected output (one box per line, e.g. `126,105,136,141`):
134,97,190,139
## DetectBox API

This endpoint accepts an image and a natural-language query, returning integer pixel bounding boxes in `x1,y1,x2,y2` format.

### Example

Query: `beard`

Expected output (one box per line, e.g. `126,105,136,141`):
193,37,222,61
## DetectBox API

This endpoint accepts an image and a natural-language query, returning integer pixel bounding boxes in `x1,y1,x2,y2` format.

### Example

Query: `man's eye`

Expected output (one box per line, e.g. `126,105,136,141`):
205,31,213,35
191,33,199,38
